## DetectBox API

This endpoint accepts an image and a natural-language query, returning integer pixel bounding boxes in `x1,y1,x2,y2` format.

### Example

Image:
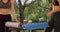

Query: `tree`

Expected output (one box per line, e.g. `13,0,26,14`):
18,0,36,23
14,0,50,22
24,0,50,22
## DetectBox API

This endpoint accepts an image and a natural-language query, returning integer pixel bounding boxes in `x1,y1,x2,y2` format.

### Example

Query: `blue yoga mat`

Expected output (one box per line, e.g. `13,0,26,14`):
22,22,49,30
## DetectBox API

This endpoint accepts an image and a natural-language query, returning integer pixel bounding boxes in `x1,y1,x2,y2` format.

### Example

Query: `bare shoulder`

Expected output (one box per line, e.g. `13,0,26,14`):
10,0,14,8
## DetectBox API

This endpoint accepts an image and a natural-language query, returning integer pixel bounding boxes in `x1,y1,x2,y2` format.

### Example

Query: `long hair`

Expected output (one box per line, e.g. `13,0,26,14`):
52,0,59,5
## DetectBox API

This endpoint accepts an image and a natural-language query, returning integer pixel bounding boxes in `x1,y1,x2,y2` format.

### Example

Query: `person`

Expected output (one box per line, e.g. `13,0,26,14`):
0,0,18,32
45,0,60,32
45,0,54,32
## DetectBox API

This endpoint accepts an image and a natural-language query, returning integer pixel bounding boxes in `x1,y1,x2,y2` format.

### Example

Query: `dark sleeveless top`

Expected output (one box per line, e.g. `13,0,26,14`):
0,0,11,9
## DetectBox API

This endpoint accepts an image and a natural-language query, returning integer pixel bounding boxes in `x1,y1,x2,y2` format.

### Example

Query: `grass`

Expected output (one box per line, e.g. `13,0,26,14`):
11,29,45,32
11,29,54,32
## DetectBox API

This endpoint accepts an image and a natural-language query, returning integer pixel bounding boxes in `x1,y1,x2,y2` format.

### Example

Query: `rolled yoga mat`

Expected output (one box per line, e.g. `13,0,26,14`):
5,22,20,28
22,22,49,30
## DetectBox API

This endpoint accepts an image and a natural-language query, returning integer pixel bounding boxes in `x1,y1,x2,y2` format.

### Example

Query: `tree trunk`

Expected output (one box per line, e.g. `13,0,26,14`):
18,0,25,23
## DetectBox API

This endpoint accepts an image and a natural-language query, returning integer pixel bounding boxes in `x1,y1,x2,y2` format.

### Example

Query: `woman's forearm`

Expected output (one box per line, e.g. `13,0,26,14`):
47,10,54,16
11,9,18,22
11,0,18,22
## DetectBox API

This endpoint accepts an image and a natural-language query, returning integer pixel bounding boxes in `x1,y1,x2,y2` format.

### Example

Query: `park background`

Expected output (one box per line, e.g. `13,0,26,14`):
11,0,53,32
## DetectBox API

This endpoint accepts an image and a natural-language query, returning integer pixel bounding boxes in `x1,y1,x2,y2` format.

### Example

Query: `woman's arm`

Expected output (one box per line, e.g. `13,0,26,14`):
47,6,60,16
47,1,54,16
47,10,54,16
10,0,19,22
47,5,60,16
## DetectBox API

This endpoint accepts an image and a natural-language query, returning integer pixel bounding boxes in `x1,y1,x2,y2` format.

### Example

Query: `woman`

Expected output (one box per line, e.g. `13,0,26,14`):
0,0,18,32
45,0,54,32
45,0,60,32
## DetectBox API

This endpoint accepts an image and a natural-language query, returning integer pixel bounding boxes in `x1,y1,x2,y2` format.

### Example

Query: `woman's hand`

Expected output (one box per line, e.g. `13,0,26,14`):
47,11,54,16
47,12,52,16
16,20,19,22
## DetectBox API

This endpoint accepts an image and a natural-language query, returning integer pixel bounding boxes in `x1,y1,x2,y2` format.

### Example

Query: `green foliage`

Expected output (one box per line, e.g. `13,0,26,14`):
24,0,50,22
14,0,51,22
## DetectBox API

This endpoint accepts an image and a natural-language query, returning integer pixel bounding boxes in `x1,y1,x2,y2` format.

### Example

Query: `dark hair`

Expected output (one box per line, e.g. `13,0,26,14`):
54,0,59,6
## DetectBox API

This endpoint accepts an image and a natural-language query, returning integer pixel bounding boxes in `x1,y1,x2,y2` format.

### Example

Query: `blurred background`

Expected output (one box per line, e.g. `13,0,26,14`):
11,0,53,32
13,0,51,22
